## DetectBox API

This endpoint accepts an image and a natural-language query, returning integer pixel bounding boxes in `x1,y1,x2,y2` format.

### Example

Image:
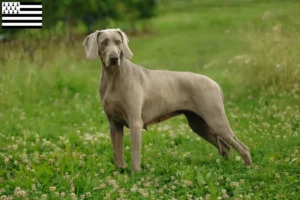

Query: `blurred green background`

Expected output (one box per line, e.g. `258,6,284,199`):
0,0,299,199
1,0,158,40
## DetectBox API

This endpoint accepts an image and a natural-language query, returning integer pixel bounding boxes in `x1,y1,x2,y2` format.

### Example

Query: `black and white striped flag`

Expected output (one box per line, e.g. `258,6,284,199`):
2,2,42,29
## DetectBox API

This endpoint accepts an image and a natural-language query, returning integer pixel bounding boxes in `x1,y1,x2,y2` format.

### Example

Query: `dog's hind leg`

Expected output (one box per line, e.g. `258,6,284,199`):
184,111,231,159
193,91,252,165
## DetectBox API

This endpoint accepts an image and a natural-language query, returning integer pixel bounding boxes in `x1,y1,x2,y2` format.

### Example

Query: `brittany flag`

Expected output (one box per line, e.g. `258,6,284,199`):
2,2,42,29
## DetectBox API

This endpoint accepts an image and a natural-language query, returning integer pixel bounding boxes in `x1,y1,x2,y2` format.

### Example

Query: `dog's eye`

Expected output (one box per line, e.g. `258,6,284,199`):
101,41,108,46
116,40,121,45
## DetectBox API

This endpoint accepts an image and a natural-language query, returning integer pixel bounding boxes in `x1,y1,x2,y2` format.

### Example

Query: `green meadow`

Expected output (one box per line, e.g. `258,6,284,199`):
0,0,299,199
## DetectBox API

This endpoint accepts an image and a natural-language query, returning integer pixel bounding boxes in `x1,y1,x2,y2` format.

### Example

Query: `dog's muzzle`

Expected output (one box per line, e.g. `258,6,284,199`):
109,53,119,66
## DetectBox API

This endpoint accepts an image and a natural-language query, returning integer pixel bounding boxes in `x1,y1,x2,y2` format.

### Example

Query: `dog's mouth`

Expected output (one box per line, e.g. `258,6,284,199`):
108,63,120,67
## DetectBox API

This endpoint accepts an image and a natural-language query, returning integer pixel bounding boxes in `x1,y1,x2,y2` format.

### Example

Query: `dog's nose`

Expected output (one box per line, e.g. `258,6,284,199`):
109,54,118,64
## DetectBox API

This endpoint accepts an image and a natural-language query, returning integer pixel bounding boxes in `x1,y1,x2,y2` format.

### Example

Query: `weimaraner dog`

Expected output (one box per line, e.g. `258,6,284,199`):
83,28,252,173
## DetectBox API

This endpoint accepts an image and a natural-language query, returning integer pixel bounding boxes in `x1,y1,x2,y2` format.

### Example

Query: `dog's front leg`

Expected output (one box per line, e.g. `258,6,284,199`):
109,119,125,168
129,118,143,174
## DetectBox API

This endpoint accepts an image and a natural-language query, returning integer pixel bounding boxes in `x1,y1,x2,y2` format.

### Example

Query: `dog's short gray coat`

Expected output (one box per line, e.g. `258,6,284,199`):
83,28,252,173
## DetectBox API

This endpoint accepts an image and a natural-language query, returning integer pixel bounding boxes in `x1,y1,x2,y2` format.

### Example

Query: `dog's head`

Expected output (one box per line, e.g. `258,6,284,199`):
83,28,133,67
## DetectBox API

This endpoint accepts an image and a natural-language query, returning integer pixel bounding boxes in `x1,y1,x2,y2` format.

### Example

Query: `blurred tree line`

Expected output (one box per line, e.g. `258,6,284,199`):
0,0,158,39
0,0,158,62
43,0,158,32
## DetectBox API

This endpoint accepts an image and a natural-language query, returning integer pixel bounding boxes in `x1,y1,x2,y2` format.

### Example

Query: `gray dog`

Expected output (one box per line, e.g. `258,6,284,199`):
83,28,252,173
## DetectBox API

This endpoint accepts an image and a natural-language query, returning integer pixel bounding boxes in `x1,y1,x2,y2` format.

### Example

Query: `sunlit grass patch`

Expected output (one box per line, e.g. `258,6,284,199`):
235,16,300,92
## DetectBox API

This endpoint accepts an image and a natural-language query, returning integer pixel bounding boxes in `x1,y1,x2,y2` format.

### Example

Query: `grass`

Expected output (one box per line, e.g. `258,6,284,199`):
0,0,300,199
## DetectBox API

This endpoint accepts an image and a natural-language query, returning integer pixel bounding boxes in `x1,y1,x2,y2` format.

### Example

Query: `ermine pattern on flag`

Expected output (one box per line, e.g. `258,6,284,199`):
2,2,42,29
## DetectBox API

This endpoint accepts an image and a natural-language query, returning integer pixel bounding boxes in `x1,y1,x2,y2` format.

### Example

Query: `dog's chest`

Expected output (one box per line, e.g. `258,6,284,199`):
102,96,127,122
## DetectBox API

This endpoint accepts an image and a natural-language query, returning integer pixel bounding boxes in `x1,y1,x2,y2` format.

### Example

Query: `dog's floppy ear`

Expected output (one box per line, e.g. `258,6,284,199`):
83,30,101,60
116,28,133,59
